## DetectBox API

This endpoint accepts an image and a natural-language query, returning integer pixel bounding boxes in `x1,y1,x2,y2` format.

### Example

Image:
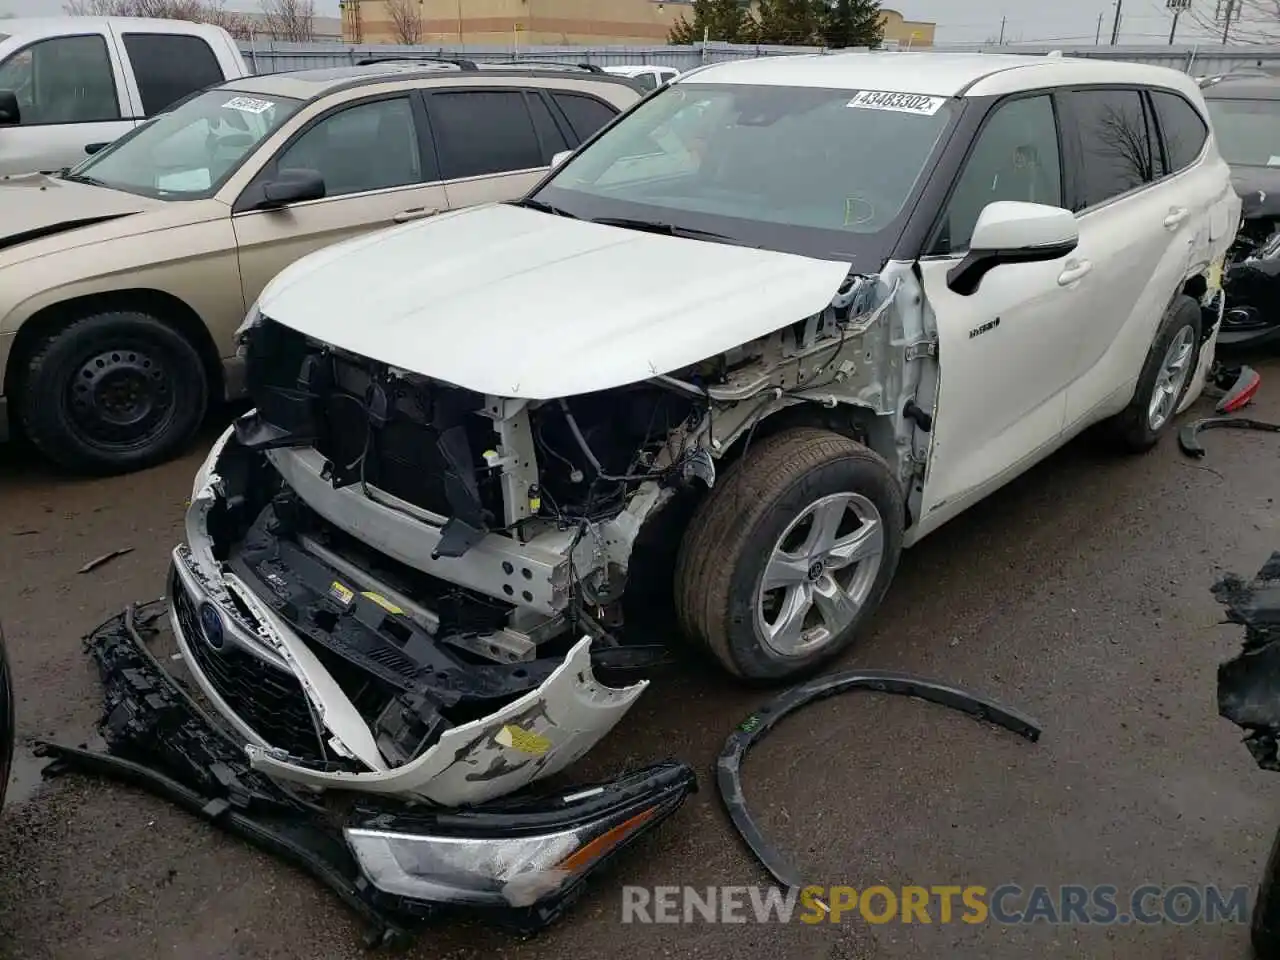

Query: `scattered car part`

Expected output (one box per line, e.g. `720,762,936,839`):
1178,416,1280,458
37,602,697,944
716,669,1041,891
0,621,13,811
77,546,134,574
1212,363,1263,414
1212,552,1280,958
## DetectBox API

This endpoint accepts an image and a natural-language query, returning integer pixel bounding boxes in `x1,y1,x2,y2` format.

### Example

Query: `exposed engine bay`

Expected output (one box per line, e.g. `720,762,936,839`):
172,267,925,802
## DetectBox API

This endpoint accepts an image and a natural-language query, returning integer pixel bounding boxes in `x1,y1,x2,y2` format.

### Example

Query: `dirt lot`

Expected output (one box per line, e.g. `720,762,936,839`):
1,361,1278,960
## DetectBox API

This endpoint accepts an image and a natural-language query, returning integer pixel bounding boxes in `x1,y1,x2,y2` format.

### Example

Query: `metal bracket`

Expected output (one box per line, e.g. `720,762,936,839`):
905,338,938,362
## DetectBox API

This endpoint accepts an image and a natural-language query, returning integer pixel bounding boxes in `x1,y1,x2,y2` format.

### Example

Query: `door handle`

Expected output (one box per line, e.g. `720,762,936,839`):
1163,206,1189,230
393,207,439,223
1057,259,1093,286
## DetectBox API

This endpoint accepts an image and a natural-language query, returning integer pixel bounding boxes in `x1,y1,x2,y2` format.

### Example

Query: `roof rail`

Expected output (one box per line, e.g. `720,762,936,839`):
484,59,604,73
356,56,479,71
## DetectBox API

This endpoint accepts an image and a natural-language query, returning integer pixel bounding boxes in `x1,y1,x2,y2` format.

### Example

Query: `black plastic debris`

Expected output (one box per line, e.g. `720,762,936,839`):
1179,416,1280,458
716,670,1041,892
1216,553,1280,770
37,602,697,947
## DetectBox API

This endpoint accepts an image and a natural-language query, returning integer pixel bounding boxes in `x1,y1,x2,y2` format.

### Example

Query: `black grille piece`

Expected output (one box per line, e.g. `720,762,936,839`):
170,568,323,761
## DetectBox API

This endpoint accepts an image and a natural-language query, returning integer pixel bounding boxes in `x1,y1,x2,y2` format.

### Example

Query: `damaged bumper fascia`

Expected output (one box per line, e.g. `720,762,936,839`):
180,447,648,805
40,603,696,940
1217,552,1280,771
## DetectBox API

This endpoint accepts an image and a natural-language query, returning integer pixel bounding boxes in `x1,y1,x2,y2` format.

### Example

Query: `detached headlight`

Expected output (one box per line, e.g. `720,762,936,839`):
344,761,696,909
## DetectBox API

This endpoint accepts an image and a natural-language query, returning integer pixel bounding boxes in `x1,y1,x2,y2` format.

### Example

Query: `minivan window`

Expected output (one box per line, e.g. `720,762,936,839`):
123,33,226,117
276,97,423,196
1069,88,1159,209
1204,97,1280,167
533,83,956,262
0,34,120,124
430,90,544,179
67,88,302,199
933,94,1062,255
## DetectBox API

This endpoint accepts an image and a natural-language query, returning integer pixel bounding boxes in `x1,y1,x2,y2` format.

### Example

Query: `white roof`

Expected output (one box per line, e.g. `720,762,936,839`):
0,16,232,38
681,51,1201,100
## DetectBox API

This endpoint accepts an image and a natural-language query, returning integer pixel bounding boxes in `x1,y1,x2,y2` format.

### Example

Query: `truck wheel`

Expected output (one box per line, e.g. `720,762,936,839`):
20,311,208,475
675,427,904,682
1102,294,1202,453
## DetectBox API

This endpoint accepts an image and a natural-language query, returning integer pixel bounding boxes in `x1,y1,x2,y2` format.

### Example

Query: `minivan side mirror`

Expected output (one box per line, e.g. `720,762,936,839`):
946,201,1080,296
260,168,326,208
550,149,573,169
0,90,20,126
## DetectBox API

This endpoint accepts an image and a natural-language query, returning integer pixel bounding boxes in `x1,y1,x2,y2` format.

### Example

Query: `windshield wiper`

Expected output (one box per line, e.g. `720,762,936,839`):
511,197,579,219
61,172,108,187
589,216,759,248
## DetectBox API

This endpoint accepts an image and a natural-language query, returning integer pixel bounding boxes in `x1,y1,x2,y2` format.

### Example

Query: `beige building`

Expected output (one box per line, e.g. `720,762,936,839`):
340,1,934,48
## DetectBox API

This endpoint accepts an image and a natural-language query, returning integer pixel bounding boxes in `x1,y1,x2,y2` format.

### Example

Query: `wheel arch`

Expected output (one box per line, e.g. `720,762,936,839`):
4,289,223,417
715,401,900,482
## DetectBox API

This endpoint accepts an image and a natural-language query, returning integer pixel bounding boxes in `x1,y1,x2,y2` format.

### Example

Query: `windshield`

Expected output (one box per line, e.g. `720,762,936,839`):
530,82,955,261
1206,97,1280,167
67,89,303,199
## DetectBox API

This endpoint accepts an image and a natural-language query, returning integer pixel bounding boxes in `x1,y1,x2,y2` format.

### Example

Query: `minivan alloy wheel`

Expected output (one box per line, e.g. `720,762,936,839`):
1147,324,1196,432
756,492,886,658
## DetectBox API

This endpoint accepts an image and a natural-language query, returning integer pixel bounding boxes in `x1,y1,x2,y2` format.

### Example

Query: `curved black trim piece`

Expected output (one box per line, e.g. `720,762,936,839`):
0,214,134,253
1178,416,1280,458
717,669,1042,890
945,239,1078,296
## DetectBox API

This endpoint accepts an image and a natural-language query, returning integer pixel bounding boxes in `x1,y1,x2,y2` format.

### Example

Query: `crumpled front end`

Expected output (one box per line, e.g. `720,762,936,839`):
175,428,648,806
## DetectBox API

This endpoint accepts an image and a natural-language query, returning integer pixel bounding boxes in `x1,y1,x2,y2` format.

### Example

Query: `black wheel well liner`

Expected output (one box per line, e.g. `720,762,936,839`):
4,289,222,414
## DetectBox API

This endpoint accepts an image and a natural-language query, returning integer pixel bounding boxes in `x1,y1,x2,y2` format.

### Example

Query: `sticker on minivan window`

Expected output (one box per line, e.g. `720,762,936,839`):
222,96,276,114
846,90,946,115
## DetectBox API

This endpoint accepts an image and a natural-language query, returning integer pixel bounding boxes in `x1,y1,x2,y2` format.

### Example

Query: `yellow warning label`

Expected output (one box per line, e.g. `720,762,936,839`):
328,580,355,606
498,724,551,756
361,591,404,615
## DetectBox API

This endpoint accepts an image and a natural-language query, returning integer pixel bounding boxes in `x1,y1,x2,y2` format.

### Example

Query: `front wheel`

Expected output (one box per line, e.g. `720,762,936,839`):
20,311,209,475
675,427,904,682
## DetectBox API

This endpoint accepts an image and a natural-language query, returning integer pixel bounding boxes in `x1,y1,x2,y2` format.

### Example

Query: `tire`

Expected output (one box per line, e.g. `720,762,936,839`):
1253,822,1280,958
1101,294,1202,453
20,311,208,475
675,427,904,682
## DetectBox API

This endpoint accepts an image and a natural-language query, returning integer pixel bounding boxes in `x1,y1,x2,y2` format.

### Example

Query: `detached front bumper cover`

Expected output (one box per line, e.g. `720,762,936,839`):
36,602,696,946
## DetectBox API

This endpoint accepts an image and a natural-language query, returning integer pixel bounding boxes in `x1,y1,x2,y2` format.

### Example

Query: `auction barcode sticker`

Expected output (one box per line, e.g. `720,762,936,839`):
846,90,947,115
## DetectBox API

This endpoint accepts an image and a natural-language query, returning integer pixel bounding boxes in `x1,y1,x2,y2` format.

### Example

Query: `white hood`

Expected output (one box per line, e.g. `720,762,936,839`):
258,203,852,399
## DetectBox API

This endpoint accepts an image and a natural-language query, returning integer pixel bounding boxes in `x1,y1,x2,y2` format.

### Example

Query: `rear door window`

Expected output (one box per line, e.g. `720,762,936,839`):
429,89,545,179
1150,89,1208,174
122,33,226,117
551,91,618,142
526,92,570,159
1067,88,1160,209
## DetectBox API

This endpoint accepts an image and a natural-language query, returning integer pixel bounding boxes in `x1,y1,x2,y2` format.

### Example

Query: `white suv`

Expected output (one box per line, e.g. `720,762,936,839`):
175,53,1238,804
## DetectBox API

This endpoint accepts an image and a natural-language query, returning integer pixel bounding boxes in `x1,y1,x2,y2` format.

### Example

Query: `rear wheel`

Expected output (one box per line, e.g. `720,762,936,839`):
1101,294,1202,453
675,427,904,682
20,311,208,475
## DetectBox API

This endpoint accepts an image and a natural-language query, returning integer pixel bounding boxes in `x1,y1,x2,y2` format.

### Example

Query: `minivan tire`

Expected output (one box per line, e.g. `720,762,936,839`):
20,312,208,475
675,427,904,682
1102,294,1203,454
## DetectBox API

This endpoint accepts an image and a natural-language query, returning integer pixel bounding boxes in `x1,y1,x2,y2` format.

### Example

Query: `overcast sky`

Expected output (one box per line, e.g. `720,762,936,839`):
0,0,1266,46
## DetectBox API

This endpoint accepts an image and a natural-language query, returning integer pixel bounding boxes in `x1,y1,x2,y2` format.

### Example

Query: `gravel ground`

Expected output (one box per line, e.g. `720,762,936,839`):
1,360,1278,960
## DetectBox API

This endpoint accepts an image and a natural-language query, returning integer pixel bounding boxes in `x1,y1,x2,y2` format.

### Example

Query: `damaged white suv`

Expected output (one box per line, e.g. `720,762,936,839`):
177,53,1238,804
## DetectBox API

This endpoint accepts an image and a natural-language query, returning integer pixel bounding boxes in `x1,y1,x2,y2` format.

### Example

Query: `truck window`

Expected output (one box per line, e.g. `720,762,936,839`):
122,33,225,117
0,34,120,124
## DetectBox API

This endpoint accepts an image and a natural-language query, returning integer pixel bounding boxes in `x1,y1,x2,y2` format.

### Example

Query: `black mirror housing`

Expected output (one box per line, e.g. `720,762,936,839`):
945,237,1079,297
260,168,325,208
0,90,20,126
84,142,108,156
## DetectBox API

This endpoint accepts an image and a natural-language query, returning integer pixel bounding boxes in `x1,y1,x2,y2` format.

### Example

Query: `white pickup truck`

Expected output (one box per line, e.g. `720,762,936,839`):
0,16,250,176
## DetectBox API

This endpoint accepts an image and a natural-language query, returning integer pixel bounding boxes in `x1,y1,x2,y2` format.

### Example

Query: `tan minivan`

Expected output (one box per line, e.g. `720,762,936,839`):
0,59,640,473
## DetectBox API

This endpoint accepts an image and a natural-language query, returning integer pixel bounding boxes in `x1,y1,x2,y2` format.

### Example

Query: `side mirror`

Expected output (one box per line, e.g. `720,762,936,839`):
550,149,573,169
260,168,325,208
946,201,1079,296
0,90,19,126
84,142,108,156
